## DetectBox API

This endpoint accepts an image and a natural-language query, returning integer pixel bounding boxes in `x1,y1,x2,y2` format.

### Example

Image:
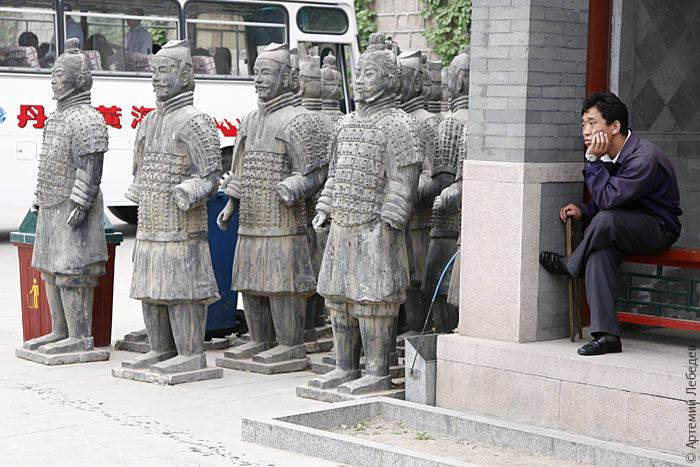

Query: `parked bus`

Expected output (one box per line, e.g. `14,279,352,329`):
0,0,358,222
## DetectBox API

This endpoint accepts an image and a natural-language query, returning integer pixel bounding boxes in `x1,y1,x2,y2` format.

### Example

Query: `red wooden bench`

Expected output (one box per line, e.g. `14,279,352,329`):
617,248,700,332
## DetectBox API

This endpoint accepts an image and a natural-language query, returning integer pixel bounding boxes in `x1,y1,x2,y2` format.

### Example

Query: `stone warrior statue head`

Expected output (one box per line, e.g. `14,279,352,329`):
254,42,299,102
397,49,424,103
321,53,343,101
423,60,443,110
150,39,194,101
299,54,322,99
52,38,93,101
354,32,401,105
447,48,470,103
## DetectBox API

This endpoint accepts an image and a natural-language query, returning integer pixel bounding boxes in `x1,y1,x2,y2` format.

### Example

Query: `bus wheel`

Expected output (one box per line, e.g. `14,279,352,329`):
108,206,138,225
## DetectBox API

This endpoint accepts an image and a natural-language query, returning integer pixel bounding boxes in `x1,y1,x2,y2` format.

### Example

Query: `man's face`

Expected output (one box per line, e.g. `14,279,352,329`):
581,106,616,148
354,58,389,103
127,9,141,28
51,62,76,100
254,58,284,102
151,56,184,100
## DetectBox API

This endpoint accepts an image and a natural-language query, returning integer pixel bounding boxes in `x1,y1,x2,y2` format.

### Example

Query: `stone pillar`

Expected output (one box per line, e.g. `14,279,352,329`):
457,0,589,342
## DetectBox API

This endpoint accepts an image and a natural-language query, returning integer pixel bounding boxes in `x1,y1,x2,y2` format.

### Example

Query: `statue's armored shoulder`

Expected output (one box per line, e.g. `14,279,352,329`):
376,109,422,167
281,110,330,173
65,104,109,156
178,110,222,175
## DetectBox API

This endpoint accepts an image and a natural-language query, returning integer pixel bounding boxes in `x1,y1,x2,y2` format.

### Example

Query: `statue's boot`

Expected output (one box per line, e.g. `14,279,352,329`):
227,294,276,359
432,296,458,334
403,285,429,335
151,302,207,374
338,311,393,395
308,302,361,389
38,286,95,354
23,281,67,350
253,294,307,364
122,302,176,369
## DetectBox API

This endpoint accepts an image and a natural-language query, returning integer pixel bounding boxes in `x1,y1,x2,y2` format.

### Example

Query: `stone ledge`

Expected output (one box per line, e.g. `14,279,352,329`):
436,332,691,455
436,333,686,400
242,397,682,466
462,160,583,183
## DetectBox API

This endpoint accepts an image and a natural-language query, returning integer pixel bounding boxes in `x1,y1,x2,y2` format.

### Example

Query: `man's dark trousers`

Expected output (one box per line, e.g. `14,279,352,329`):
566,209,677,337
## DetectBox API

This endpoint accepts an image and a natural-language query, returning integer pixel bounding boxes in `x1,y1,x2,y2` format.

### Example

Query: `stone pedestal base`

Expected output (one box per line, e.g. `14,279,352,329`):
296,384,405,403
436,331,691,456
309,354,404,378
111,366,223,385
16,347,110,365
116,330,231,353
215,355,308,374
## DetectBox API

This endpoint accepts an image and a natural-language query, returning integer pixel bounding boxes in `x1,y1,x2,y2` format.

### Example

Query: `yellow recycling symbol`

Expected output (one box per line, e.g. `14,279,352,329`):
27,278,40,310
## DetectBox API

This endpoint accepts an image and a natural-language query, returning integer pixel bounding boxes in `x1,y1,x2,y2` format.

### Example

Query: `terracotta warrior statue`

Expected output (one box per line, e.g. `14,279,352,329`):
425,60,443,114
422,50,470,333
299,53,333,341
19,38,109,364
309,32,423,394
116,40,222,380
217,43,327,372
396,50,445,338
321,53,345,123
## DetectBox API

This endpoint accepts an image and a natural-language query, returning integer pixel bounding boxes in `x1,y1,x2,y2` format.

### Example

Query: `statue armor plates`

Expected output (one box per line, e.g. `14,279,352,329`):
129,92,220,304
229,93,320,295
33,94,108,279
317,106,422,307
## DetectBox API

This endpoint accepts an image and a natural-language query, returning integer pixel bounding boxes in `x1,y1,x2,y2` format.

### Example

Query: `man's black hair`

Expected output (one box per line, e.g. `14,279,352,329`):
581,91,629,135
18,31,38,49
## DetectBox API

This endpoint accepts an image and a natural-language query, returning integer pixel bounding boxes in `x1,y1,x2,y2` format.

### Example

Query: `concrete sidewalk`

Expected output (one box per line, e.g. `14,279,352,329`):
0,210,339,466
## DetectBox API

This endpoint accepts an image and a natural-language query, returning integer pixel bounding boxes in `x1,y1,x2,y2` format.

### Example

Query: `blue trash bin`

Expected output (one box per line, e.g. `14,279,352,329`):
206,192,239,338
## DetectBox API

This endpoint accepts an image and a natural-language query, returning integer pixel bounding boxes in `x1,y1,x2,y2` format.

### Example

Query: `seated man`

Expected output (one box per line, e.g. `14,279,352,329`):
126,8,153,55
539,92,682,356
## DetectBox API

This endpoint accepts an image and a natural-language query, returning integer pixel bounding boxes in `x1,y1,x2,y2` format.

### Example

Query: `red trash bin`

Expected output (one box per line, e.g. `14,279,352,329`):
11,210,123,347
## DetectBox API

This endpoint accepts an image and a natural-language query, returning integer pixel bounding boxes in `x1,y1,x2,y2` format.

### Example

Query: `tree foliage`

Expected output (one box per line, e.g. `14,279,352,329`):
354,0,377,51
421,0,472,65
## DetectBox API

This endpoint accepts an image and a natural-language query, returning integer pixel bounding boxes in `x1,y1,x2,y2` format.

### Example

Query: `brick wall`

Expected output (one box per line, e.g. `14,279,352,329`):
467,0,589,164
374,0,433,56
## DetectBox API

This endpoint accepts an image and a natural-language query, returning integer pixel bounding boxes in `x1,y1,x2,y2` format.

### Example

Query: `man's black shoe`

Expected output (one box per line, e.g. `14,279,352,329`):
577,335,622,356
539,251,570,276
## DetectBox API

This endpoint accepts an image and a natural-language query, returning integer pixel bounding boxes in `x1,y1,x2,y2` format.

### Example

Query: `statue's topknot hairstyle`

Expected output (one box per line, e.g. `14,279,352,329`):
56,37,93,92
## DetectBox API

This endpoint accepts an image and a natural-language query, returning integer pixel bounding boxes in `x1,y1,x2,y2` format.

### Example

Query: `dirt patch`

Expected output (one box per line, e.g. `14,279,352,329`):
330,416,592,466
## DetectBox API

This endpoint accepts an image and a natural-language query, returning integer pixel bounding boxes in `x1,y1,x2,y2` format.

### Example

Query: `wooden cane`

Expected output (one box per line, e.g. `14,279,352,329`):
566,217,575,341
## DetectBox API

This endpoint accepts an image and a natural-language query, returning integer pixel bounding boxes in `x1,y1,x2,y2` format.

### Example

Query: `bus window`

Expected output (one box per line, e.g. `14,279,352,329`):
185,1,287,79
0,1,55,71
61,0,180,74
296,7,348,35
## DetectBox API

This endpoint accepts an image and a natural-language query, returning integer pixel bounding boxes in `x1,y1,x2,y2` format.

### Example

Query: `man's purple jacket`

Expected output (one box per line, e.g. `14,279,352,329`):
581,132,682,239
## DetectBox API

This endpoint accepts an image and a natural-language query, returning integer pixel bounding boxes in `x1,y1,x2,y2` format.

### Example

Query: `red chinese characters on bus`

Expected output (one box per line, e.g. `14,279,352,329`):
214,118,240,137
130,105,155,129
17,105,46,129
95,105,123,129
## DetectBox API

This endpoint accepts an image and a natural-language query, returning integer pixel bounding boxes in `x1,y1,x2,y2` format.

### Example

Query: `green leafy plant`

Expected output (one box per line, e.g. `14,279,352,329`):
421,0,472,65
415,431,430,440
354,0,377,51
